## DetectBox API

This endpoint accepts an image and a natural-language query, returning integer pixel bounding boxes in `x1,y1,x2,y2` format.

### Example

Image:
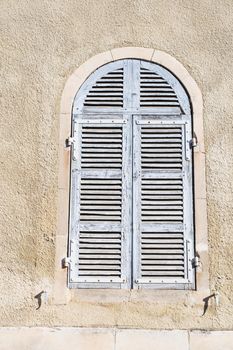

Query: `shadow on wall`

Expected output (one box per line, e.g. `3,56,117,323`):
34,291,48,310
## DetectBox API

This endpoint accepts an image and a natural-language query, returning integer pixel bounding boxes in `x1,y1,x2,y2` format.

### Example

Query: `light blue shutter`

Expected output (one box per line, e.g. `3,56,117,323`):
68,58,195,289
68,116,131,288
133,116,194,289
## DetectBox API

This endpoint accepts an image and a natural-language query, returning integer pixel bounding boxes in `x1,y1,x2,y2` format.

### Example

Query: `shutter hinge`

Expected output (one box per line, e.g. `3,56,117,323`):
192,256,200,268
190,136,198,148
62,256,71,268
66,136,75,147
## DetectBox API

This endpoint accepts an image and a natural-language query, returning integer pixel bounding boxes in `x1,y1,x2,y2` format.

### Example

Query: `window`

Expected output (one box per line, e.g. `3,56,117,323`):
67,59,195,290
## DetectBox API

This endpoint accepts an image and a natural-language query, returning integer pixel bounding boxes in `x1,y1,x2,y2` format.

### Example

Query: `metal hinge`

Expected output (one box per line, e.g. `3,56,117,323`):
62,256,71,268
66,136,75,147
192,256,200,268
190,136,198,148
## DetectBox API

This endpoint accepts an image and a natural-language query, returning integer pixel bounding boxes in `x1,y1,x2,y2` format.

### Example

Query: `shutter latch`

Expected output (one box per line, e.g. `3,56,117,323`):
62,256,71,268
66,136,75,147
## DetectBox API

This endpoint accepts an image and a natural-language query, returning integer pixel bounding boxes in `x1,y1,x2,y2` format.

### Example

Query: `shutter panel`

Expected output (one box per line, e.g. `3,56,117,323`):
133,117,194,289
69,116,131,288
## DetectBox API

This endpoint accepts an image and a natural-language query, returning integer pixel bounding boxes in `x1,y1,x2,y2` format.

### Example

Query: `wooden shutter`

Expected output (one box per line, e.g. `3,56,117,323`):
69,116,131,288
133,117,194,289
69,59,195,289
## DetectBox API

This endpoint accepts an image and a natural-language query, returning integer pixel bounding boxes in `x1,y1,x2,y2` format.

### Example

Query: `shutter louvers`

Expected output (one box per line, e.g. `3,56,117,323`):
141,125,183,223
83,68,124,108
133,118,194,289
80,179,122,222
78,230,122,278
141,178,183,223
81,125,123,170
140,67,180,109
69,117,130,288
141,231,185,278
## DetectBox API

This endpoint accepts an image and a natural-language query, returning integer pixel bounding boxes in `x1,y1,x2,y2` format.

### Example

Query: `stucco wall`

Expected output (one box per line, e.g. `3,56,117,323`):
0,0,233,329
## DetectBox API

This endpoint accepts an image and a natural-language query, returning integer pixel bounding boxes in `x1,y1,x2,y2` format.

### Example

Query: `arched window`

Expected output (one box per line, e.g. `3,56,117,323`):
68,59,195,290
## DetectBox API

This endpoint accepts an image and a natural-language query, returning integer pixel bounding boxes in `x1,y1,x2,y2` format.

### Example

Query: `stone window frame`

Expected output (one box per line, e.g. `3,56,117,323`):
54,47,209,305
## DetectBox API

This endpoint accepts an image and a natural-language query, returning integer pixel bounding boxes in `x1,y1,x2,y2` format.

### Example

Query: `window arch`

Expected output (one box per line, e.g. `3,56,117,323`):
73,59,190,114
55,49,208,300
68,59,194,290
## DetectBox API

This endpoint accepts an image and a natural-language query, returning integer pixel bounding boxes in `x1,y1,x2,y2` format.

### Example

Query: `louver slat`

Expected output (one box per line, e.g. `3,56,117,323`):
141,178,183,223
83,68,124,108
80,178,122,222
141,126,183,171
70,119,129,287
141,231,185,278
133,119,190,286
81,126,122,169
140,68,180,109
78,231,122,277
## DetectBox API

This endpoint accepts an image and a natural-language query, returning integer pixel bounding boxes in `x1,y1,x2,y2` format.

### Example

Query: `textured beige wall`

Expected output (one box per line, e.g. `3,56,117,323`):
0,0,233,329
